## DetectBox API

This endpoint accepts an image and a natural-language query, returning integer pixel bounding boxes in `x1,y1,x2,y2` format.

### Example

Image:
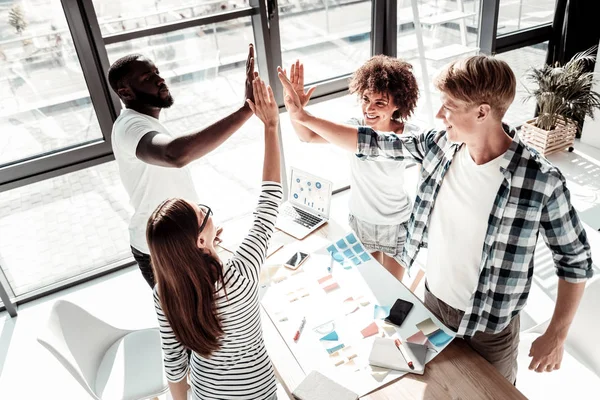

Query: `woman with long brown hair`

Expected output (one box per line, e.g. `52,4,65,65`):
147,77,282,400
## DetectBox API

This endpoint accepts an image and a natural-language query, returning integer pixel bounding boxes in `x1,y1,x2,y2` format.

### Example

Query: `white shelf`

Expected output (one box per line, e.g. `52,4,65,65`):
425,44,479,61
420,11,476,26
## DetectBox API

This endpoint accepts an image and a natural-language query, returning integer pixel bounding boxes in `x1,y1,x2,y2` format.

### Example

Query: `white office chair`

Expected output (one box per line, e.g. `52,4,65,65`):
517,277,600,399
37,300,169,400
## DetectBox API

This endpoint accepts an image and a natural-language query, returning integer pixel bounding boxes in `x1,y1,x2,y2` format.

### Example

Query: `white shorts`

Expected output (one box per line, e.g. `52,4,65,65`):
348,213,408,262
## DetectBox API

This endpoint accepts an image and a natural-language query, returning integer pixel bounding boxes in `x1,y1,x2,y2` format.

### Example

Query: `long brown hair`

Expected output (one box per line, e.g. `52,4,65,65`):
147,198,226,357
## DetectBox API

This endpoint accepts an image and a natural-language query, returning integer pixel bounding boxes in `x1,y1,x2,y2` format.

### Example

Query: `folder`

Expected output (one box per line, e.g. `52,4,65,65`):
368,337,428,375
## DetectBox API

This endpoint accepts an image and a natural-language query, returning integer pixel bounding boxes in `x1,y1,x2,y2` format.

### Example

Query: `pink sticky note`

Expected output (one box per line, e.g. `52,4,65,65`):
323,282,340,292
318,274,333,284
361,322,379,338
407,330,429,345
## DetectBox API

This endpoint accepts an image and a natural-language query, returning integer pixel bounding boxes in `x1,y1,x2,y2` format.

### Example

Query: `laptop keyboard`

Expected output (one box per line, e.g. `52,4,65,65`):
282,205,323,228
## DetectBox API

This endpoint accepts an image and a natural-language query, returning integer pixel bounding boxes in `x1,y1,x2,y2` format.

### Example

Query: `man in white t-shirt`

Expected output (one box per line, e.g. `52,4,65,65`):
278,56,592,384
108,44,257,288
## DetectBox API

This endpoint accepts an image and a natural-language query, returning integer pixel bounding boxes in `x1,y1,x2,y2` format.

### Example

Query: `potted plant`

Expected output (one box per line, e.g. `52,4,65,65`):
521,46,600,155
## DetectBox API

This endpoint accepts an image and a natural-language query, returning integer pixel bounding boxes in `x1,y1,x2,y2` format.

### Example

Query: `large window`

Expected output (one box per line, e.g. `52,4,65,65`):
92,0,250,35
397,0,481,128
497,0,555,36
0,0,103,166
105,18,254,132
279,0,372,84
496,42,549,127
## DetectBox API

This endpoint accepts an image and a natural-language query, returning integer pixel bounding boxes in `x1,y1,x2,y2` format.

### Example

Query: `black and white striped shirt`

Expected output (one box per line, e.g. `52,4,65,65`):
154,182,283,399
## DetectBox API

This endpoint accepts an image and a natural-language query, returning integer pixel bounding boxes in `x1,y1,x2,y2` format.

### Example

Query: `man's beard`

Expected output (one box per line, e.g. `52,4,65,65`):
132,87,174,108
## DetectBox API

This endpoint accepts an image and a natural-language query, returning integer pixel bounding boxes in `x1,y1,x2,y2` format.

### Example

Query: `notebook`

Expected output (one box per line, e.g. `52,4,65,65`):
292,371,358,400
368,337,428,375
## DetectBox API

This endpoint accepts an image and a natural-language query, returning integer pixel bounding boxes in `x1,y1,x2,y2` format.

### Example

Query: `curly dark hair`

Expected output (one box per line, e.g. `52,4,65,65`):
349,55,419,120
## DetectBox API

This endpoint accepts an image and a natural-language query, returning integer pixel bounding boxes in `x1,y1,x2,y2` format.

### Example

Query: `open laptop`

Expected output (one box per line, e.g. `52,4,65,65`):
276,167,333,240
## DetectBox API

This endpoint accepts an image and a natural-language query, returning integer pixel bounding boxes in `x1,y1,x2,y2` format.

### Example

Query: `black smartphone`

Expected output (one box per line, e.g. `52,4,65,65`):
385,298,414,327
284,251,310,270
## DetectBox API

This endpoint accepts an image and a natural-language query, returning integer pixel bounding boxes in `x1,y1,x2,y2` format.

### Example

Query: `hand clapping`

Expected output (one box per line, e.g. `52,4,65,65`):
246,77,278,128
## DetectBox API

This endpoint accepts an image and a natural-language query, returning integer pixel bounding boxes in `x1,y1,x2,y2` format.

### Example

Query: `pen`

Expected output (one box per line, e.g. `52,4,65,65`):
327,255,334,273
293,317,306,342
394,338,414,370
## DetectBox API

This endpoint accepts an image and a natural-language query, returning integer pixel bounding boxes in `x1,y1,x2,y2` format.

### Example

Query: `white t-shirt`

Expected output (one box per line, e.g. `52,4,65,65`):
112,108,199,254
426,145,505,311
347,118,416,225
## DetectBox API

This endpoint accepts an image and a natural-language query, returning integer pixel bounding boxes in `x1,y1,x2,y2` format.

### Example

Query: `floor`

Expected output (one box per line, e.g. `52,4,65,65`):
1,138,600,399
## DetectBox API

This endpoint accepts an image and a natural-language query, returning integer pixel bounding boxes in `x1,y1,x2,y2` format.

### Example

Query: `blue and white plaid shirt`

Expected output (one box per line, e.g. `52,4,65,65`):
357,125,593,336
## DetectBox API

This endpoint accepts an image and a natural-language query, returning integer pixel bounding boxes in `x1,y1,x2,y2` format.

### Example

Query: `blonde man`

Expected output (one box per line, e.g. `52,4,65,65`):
277,56,593,384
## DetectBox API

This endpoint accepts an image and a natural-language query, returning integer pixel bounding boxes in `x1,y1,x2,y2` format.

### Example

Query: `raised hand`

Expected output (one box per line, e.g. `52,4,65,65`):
246,77,278,127
290,60,316,107
243,44,258,107
277,66,306,122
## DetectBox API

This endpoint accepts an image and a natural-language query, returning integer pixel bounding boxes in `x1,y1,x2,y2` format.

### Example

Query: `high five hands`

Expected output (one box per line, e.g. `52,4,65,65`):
277,66,308,122
243,44,259,108
246,77,279,128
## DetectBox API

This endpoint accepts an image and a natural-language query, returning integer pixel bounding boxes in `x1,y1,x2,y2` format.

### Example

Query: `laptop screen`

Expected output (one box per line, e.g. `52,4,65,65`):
289,168,332,217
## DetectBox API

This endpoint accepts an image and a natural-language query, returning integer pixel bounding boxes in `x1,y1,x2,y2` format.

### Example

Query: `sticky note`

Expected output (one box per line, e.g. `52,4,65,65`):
326,244,337,254
369,365,390,382
382,324,396,337
343,249,353,258
374,305,391,320
323,282,340,292
361,322,379,338
351,257,361,265
428,330,452,347
357,297,371,307
344,304,359,315
327,343,345,354
320,331,339,341
342,358,360,372
346,233,357,244
417,318,440,337
318,274,333,284
336,239,348,249
407,330,429,345
359,252,371,262
352,243,364,254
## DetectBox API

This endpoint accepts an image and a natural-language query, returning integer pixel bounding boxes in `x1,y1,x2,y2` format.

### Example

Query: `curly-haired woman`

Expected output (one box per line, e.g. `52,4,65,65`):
283,56,419,282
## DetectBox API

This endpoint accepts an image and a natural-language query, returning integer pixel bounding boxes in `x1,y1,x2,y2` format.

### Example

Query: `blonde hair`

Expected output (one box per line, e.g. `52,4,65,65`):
434,55,516,119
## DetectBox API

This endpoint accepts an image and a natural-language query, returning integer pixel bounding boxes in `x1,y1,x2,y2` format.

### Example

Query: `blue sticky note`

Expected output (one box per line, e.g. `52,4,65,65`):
428,330,452,347
326,343,345,354
326,245,336,254
343,249,353,258
359,252,371,262
374,305,391,320
346,233,357,244
351,257,361,265
320,331,339,341
352,243,364,254
336,239,348,249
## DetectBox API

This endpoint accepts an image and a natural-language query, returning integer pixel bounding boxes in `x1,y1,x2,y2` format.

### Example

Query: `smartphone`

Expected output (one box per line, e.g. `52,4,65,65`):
284,251,310,270
384,298,414,327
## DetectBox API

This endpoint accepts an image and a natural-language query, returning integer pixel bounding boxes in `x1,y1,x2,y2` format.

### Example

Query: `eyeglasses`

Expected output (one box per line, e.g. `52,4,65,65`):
197,204,212,235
